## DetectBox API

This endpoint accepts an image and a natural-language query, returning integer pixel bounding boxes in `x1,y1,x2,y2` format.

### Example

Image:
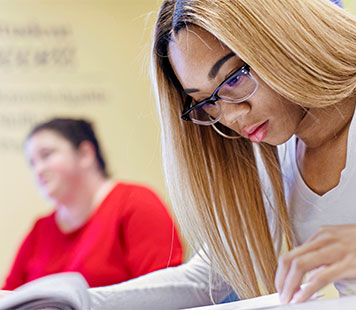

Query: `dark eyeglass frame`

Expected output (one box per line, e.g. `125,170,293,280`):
181,63,252,122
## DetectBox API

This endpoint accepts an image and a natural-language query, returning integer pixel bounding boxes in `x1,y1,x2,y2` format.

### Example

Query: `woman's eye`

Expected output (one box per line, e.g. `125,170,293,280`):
226,76,241,88
40,150,54,160
202,103,215,113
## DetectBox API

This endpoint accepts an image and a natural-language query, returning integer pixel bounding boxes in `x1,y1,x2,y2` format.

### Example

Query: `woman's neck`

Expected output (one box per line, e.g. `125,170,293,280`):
55,176,115,233
296,97,356,149
294,96,356,195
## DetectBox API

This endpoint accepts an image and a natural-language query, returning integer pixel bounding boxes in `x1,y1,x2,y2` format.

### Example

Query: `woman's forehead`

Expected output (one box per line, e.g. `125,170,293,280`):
168,26,241,90
168,27,233,71
170,26,229,55
27,130,69,149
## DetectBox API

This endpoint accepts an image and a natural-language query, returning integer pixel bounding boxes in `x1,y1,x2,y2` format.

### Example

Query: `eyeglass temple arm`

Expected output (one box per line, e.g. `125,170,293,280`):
181,96,193,121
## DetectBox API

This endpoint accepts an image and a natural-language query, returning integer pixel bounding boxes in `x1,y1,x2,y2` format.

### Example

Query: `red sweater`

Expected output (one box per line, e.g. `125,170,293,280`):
3,183,183,289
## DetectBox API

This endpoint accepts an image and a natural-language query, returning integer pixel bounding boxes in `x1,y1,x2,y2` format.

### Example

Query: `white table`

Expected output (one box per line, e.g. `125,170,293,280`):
184,294,356,310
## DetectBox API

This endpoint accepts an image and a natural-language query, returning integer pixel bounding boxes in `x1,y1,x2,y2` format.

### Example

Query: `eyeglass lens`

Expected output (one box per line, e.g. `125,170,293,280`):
218,73,256,102
189,72,257,124
189,102,221,124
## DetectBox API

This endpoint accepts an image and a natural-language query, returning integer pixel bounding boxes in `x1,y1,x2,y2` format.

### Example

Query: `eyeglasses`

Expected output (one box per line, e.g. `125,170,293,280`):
181,63,258,126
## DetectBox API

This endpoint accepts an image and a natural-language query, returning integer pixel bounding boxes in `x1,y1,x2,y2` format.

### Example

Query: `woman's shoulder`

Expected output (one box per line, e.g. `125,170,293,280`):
25,212,56,236
34,212,56,225
103,182,165,210
113,182,161,198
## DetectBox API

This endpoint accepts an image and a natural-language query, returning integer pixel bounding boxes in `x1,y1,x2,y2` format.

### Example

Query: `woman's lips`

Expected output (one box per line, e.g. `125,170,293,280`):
242,121,269,143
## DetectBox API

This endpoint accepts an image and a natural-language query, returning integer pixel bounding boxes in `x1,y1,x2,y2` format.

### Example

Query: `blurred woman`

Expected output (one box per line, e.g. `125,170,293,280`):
2,117,183,289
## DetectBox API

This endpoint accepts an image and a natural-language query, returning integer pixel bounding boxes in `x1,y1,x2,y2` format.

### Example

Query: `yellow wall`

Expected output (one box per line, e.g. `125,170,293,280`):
344,0,356,13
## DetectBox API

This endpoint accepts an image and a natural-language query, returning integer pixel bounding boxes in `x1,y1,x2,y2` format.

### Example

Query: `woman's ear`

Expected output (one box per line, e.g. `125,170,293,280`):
77,141,96,170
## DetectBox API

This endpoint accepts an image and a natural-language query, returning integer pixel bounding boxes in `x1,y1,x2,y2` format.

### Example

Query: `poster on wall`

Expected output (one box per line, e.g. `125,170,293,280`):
0,8,112,153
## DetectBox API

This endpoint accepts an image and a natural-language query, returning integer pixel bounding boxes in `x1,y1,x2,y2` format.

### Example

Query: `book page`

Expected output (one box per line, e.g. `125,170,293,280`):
0,272,90,310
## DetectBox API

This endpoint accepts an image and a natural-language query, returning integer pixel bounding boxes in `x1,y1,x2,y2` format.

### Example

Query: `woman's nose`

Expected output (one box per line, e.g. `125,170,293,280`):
32,160,45,176
219,101,250,126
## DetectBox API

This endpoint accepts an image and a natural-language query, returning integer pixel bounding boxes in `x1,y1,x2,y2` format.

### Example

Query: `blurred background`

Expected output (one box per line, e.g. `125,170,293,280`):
0,0,168,282
345,0,355,12
0,0,354,283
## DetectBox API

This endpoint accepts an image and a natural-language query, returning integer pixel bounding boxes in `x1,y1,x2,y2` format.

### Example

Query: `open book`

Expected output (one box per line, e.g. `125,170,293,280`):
0,272,90,310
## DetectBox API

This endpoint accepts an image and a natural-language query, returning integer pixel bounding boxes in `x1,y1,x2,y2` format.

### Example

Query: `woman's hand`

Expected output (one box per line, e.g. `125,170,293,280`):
275,225,356,304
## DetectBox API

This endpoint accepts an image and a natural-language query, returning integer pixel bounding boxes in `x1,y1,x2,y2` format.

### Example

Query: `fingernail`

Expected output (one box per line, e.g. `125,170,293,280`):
291,291,303,303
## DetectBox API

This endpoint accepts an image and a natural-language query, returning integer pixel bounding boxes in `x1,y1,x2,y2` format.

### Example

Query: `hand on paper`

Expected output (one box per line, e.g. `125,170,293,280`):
275,224,356,304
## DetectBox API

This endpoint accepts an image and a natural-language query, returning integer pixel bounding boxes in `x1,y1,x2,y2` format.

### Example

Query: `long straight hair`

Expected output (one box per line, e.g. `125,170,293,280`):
152,0,356,299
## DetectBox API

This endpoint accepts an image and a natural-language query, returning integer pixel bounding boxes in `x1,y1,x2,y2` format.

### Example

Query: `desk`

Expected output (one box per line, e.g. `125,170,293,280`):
184,294,356,310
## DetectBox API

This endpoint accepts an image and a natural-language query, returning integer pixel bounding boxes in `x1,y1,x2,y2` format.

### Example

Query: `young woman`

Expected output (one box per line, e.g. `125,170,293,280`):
2,118,183,289
87,0,356,308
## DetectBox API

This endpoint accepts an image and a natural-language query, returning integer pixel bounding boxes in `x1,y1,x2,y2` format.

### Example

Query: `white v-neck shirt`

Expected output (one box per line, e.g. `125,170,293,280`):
281,118,356,245
89,110,356,309
278,107,356,295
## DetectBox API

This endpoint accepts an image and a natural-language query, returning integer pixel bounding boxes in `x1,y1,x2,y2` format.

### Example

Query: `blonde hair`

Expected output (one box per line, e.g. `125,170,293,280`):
151,0,356,300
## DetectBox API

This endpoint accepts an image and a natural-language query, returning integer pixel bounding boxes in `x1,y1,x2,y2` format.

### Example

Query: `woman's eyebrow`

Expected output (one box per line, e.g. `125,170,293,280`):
183,52,236,94
184,88,200,94
208,52,235,79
